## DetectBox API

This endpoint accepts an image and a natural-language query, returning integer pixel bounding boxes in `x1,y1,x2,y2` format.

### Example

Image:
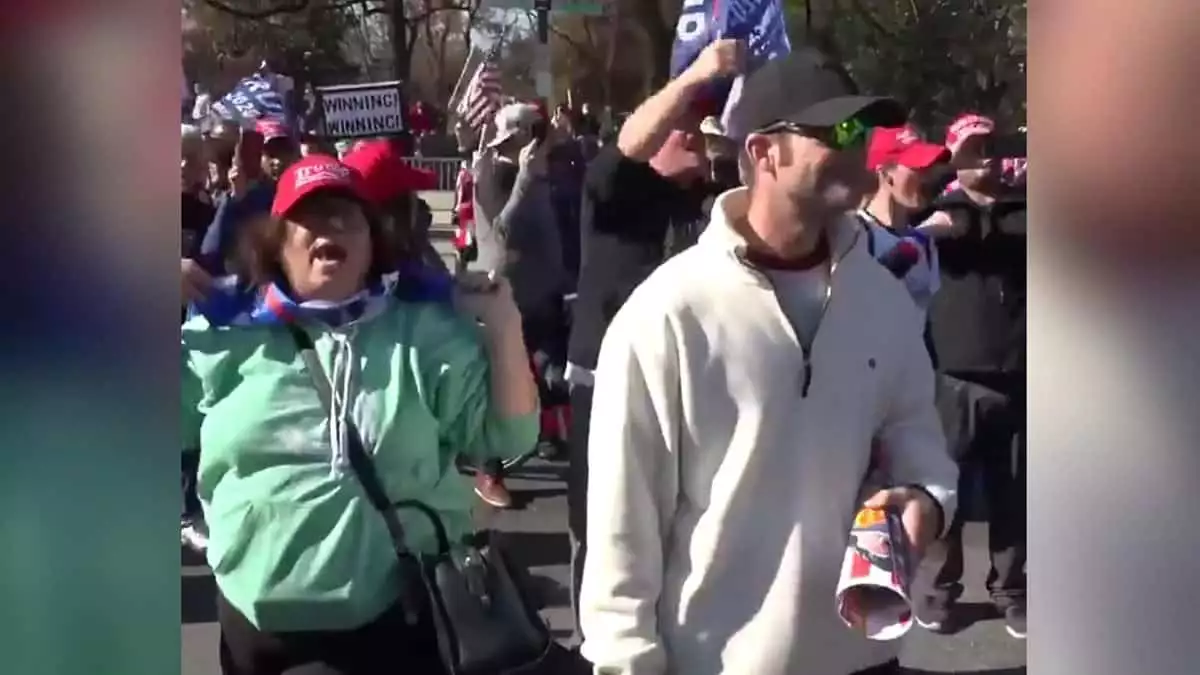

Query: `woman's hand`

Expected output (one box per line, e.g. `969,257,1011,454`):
454,271,522,332
455,271,536,418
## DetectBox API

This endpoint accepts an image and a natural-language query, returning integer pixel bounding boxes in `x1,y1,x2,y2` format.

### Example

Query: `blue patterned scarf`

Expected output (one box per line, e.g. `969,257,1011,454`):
188,264,454,328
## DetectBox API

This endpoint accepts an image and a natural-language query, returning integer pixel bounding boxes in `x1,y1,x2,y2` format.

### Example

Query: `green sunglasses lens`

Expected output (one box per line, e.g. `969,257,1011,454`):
832,118,869,149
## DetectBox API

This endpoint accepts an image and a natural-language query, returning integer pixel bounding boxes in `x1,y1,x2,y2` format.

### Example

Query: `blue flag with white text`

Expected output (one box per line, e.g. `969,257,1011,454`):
209,72,294,131
669,0,791,131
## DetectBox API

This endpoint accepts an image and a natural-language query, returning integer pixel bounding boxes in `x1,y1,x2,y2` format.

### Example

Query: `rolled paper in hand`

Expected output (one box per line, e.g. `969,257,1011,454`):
835,506,915,640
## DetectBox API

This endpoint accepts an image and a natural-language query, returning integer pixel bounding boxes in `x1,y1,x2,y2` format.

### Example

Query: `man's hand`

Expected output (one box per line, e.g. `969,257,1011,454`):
916,210,963,239
861,486,942,558
454,120,477,153
682,38,745,86
227,162,247,198
182,258,213,306
518,138,548,178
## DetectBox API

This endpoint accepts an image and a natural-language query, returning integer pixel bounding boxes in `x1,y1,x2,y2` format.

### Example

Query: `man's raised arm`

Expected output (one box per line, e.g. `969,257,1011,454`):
617,39,744,161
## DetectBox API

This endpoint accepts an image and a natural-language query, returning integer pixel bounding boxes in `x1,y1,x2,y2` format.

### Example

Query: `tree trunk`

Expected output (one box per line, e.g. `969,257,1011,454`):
603,4,621,105
807,0,843,62
388,0,411,86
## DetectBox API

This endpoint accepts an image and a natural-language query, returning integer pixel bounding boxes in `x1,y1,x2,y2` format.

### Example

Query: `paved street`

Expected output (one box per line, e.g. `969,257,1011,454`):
182,457,1024,675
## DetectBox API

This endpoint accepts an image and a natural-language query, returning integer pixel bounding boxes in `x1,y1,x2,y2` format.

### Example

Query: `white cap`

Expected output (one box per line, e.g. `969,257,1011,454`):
488,103,540,149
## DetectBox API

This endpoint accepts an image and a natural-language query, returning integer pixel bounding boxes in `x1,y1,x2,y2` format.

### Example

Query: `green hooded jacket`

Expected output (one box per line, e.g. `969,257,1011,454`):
182,299,538,631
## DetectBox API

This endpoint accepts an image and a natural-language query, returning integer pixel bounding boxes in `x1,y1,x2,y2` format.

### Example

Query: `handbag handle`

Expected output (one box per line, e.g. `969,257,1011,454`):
285,324,453,558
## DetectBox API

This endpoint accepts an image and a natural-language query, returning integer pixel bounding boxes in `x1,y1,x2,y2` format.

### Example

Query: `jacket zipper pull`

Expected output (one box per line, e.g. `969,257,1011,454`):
800,352,813,398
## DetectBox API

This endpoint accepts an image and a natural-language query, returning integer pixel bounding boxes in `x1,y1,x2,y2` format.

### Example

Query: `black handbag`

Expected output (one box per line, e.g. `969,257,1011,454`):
287,325,552,674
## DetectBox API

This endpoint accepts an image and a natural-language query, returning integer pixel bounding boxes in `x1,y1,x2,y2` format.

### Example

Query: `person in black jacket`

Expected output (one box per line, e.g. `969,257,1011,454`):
919,113,1027,640
564,39,738,640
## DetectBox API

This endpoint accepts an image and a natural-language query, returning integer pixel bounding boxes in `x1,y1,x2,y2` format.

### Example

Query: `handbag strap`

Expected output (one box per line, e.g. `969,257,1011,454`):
285,324,419,558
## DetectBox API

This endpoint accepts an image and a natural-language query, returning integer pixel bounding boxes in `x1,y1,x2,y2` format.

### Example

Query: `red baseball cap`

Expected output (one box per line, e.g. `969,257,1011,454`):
945,113,996,155
271,154,370,217
341,140,438,206
866,125,949,170
255,118,292,142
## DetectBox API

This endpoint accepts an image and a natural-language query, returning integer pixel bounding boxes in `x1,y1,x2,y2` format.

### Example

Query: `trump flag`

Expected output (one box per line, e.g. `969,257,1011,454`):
669,0,791,131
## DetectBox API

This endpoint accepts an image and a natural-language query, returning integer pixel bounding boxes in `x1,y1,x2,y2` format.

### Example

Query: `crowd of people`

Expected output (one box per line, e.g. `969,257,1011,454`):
181,37,1024,675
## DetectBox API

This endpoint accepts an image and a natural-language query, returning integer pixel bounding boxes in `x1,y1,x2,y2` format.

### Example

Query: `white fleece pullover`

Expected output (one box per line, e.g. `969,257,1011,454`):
579,188,957,675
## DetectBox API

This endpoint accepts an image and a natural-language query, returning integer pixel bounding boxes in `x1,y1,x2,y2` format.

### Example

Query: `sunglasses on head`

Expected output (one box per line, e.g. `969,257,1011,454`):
754,116,873,151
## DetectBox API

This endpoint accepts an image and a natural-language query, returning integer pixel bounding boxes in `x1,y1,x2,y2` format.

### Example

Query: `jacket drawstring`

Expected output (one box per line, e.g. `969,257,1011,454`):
327,326,358,477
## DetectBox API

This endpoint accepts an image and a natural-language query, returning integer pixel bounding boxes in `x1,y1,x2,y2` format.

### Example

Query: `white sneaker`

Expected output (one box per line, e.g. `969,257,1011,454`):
915,616,944,631
181,518,210,554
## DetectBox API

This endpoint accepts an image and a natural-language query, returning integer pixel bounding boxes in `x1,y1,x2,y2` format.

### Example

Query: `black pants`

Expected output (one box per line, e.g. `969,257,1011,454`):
566,384,593,637
182,449,201,519
217,592,447,675
922,372,1027,619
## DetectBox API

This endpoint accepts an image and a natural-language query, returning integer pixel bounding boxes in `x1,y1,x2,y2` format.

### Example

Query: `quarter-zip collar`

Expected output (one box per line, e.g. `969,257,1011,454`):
699,187,862,266
700,187,864,397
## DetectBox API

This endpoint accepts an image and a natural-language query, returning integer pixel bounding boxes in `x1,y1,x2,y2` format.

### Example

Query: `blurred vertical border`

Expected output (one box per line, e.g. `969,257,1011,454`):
1030,1,1200,674
0,2,180,674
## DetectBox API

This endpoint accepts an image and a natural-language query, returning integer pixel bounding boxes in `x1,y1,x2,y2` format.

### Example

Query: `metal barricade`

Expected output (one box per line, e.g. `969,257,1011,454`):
402,156,466,191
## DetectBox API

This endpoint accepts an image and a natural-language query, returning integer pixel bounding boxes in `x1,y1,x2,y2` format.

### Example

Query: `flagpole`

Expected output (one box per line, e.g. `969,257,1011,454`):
447,45,482,119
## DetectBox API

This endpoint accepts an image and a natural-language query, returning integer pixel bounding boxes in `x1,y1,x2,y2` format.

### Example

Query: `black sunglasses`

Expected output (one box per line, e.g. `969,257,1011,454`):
754,116,873,151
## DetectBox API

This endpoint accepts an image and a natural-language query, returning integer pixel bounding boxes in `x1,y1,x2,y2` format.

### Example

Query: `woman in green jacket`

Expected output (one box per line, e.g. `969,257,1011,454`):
182,154,539,675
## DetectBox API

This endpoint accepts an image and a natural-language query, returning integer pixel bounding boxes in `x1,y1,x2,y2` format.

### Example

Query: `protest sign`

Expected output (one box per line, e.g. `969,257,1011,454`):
316,81,407,139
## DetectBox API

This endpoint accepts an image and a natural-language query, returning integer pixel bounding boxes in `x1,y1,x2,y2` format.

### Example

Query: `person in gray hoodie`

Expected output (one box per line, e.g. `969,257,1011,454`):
469,102,568,507
472,103,566,315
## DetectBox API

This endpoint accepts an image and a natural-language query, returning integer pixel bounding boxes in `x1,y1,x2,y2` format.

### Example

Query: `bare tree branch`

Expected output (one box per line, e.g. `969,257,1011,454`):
550,23,601,68
202,0,465,22
406,3,470,25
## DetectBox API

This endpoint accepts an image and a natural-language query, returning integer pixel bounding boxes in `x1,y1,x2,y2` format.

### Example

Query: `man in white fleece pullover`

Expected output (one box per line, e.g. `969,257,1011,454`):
579,46,958,675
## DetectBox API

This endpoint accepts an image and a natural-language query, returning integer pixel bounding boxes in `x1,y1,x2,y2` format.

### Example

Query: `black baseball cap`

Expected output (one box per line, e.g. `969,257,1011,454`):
726,47,907,141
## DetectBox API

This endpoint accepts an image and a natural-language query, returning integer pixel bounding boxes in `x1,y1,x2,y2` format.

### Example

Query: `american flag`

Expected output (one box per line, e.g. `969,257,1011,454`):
456,43,502,131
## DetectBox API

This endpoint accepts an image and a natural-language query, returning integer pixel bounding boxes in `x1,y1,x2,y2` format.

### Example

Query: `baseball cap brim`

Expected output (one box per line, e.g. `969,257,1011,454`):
788,96,908,128
272,185,369,218
486,127,519,149
271,155,372,217
896,143,951,170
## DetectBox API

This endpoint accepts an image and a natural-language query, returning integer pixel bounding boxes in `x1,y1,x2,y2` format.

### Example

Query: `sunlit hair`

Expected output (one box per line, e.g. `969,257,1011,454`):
232,196,399,289
376,192,434,266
